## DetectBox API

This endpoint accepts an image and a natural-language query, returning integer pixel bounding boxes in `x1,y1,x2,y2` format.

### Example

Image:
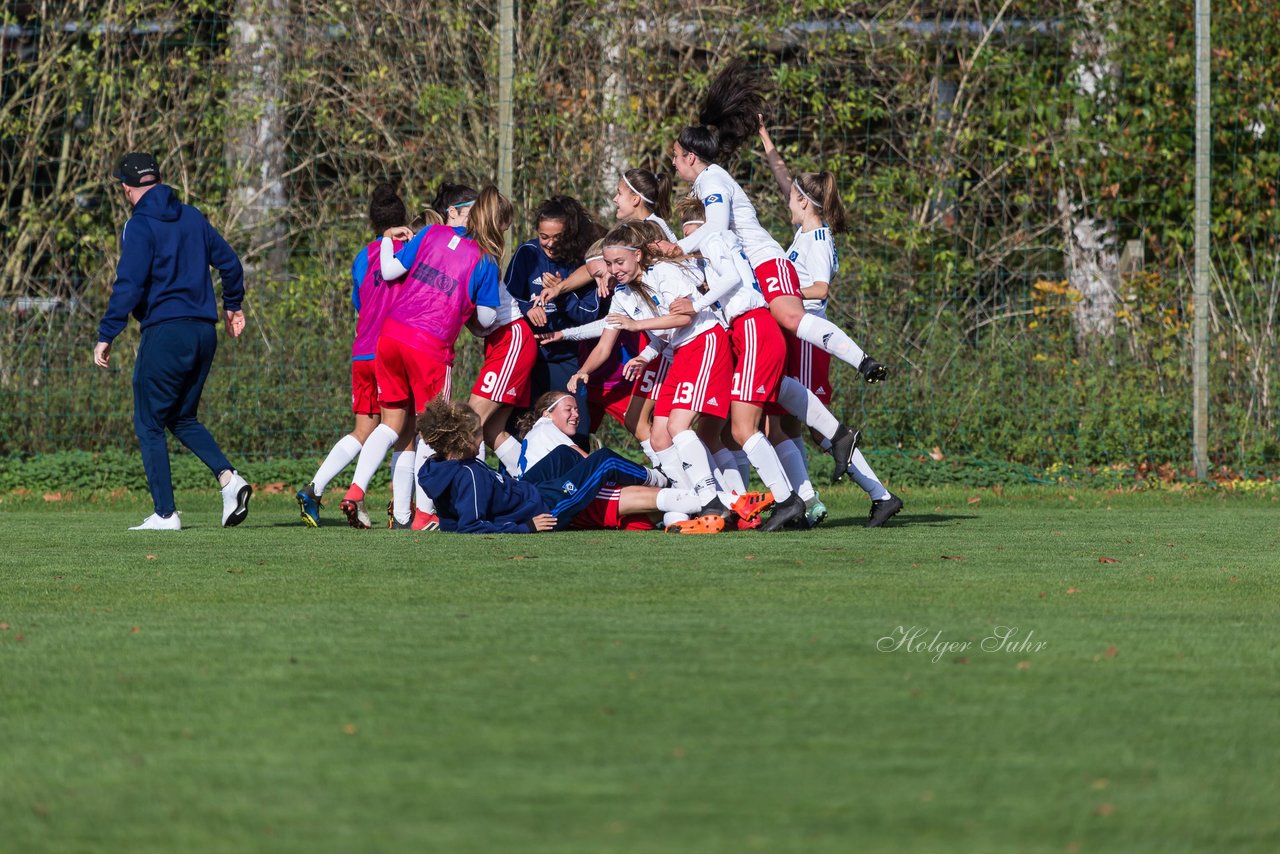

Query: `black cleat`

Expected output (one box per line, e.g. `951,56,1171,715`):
758,493,806,532
866,494,903,528
699,496,736,522
858,356,887,384
828,425,861,484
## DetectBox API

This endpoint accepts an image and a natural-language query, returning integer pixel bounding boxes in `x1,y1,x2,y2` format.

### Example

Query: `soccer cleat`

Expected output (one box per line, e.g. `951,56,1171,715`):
129,512,181,531
730,491,774,526
828,425,861,484
698,496,736,522
858,356,887,384
411,509,441,531
340,495,372,529
220,472,252,527
758,493,807,532
866,494,904,528
665,514,726,535
804,494,829,529
392,508,441,531
295,482,321,527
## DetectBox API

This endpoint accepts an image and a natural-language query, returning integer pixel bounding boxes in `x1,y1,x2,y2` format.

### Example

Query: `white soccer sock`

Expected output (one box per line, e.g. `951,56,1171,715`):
640,439,660,468
671,430,718,502
776,437,816,502
742,432,793,502
848,449,891,501
350,423,399,493
390,449,416,524
495,436,521,474
778,376,839,440
796,313,866,369
414,439,436,513
663,511,691,527
313,434,363,495
732,449,751,488
656,488,704,514
655,446,695,490
712,448,747,494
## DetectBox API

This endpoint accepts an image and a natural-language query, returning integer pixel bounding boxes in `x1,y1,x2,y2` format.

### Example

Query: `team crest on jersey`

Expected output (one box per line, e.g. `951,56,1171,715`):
561,480,577,495
704,194,724,205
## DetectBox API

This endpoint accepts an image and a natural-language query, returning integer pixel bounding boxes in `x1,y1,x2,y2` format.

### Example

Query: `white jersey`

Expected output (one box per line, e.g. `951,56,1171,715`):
482,281,525,333
646,212,678,242
677,163,785,268
785,225,838,317
610,262,720,351
512,416,576,476
695,230,766,322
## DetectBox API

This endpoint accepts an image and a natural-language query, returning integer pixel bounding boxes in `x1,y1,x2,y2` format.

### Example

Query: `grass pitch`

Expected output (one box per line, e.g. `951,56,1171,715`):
1,485,1276,853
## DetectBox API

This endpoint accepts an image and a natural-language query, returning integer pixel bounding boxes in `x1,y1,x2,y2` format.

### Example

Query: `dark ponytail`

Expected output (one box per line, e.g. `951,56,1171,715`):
369,183,407,234
678,59,765,164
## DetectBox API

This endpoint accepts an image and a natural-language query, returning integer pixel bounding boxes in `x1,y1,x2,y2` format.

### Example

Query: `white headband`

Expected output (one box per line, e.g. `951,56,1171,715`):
622,175,654,205
794,180,823,209
585,254,604,263
604,244,639,251
683,219,705,226
543,393,574,414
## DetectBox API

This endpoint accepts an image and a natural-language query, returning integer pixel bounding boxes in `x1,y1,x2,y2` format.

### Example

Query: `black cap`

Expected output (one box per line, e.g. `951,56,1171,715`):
112,153,161,188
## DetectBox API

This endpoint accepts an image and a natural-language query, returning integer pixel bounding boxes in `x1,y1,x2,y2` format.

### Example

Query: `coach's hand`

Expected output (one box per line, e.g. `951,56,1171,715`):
225,310,246,338
93,341,111,368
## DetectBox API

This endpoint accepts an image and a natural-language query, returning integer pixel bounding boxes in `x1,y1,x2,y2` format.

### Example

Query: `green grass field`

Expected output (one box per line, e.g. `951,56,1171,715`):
2,485,1276,853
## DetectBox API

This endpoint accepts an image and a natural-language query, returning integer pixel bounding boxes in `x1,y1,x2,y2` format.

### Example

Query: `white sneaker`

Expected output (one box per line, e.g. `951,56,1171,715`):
129,512,182,531
220,472,253,527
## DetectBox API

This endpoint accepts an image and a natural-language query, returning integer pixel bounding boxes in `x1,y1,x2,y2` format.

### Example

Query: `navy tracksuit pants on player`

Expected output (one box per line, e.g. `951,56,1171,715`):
523,446,649,530
132,319,232,516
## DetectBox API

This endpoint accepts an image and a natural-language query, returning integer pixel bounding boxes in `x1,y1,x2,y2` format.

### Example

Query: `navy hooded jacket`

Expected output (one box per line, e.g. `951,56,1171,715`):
419,457,550,534
97,184,245,343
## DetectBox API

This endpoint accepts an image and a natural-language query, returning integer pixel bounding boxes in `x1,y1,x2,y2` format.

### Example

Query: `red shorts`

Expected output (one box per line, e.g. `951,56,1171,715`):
587,382,635,433
729,307,785,405
471,319,536,406
754,257,803,304
787,334,833,404
351,359,379,415
569,487,656,531
375,336,449,413
655,325,732,419
635,353,672,402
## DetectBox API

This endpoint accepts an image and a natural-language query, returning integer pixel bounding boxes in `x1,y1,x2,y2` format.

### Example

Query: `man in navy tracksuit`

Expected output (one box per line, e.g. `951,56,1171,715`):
93,153,253,531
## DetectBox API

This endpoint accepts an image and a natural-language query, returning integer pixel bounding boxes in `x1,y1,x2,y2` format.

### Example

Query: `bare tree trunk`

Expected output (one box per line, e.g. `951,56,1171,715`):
599,11,628,219
1063,0,1118,347
227,0,289,278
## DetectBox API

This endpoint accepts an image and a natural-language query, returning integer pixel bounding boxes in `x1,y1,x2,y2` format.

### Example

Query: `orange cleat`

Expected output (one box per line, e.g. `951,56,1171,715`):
665,515,726,535
730,491,774,525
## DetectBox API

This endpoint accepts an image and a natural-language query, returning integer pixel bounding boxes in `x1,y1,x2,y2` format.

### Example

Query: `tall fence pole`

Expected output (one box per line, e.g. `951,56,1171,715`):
497,0,515,202
1193,0,1210,480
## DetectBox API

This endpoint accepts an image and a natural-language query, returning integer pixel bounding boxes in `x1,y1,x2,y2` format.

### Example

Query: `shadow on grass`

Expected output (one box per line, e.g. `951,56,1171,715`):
821,512,978,529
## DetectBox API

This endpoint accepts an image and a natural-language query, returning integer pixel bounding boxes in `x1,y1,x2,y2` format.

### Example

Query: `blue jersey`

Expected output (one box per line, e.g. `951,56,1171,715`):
503,241,602,363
